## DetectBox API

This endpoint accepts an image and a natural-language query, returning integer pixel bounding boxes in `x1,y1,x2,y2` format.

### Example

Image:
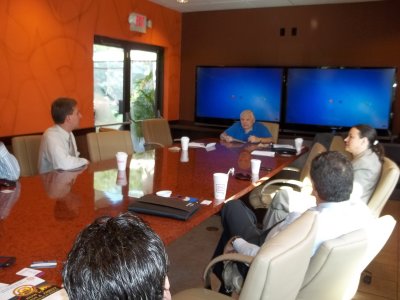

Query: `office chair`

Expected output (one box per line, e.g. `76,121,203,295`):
297,215,396,300
261,122,280,144
367,157,400,218
11,135,42,176
86,130,134,163
173,211,318,300
329,135,352,159
141,118,173,149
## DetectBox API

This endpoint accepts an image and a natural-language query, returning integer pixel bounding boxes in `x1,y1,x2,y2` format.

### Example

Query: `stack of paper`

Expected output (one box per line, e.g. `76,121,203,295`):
251,150,275,157
188,142,216,150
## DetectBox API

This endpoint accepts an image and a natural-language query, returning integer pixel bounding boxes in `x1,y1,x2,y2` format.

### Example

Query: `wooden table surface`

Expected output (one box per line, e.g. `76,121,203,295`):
0,139,304,285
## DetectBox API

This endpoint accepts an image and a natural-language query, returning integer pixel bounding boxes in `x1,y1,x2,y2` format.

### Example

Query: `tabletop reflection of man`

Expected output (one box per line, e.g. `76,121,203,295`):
41,169,85,220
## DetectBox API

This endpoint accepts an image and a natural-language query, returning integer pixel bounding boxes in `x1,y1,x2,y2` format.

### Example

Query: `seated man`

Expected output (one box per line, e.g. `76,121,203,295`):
220,110,272,144
0,142,20,180
38,97,89,173
213,152,372,292
63,212,171,300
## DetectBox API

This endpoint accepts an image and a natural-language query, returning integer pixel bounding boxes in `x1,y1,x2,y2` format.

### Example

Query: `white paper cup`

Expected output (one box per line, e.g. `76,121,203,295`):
180,149,189,162
116,152,128,171
181,136,190,151
250,159,261,175
213,173,228,200
295,138,304,154
116,170,127,186
156,190,172,197
251,174,259,183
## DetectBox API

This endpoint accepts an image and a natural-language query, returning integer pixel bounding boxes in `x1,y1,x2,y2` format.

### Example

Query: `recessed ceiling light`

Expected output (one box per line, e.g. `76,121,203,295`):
177,0,188,3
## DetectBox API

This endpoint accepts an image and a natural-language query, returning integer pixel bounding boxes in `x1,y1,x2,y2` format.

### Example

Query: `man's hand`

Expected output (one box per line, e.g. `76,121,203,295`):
223,236,239,254
220,133,234,143
248,135,260,143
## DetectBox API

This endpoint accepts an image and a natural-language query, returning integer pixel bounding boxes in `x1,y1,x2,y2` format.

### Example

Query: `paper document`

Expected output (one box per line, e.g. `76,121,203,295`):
188,142,216,149
231,138,246,143
274,144,295,149
251,150,275,157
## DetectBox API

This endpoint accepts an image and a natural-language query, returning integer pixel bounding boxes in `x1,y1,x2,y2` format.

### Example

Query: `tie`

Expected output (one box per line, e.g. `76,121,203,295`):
69,134,76,157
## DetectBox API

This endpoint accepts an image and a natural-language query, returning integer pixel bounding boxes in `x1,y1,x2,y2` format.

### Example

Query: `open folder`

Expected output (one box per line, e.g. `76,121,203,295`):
128,194,200,221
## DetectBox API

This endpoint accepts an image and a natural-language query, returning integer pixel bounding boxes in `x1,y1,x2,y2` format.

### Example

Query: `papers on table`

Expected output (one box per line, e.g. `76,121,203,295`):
274,144,295,149
0,276,67,300
251,150,275,157
188,142,216,151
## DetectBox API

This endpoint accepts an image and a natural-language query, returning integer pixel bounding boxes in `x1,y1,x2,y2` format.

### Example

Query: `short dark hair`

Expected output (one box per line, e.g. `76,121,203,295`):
62,212,168,300
51,97,77,124
310,151,354,202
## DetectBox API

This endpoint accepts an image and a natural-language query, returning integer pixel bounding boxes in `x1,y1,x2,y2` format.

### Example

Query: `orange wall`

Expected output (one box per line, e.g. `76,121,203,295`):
0,0,181,137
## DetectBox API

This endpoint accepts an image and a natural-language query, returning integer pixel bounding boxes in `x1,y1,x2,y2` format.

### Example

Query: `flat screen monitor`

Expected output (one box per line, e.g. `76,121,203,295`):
195,66,284,126
284,67,396,134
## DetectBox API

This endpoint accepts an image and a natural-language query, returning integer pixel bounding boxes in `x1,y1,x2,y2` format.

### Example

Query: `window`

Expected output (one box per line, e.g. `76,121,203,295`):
93,36,163,151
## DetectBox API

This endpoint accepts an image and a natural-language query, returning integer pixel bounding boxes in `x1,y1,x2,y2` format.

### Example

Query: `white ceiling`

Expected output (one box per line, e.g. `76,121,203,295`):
148,0,383,13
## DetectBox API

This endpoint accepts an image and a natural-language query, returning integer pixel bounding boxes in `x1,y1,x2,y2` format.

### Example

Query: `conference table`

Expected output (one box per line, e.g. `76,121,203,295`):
0,139,305,286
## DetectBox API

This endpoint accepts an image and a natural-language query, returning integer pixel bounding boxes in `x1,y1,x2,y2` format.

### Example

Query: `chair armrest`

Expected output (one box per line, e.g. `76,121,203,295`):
203,253,254,289
144,142,165,150
281,166,301,173
260,179,306,194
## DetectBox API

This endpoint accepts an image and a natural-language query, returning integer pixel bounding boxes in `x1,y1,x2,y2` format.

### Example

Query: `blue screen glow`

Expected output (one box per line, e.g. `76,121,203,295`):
285,68,396,129
196,67,283,123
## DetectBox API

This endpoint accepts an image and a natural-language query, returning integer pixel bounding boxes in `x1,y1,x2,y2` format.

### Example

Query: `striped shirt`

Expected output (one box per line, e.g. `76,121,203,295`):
0,142,20,180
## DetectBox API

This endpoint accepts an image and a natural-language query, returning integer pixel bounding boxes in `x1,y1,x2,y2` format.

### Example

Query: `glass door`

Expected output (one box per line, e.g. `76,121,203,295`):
93,36,163,152
93,44,124,129
130,50,159,151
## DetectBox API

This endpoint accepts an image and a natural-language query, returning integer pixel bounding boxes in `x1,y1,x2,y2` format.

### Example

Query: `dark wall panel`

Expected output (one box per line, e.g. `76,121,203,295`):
180,0,400,134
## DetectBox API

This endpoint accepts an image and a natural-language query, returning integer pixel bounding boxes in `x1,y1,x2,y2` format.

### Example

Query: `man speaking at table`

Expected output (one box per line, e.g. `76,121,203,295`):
220,110,273,144
38,97,89,174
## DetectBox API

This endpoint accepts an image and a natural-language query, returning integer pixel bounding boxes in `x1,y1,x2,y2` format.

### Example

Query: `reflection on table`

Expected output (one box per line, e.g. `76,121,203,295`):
0,139,304,286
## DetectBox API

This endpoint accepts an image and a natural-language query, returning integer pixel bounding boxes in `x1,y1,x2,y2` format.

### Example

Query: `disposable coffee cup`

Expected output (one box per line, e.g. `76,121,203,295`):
213,173,229,201
294,138,304,154
180,150,189,162
251,174,259,183
250,159,261,175
181,136,190,151
116,170,127,186
116,152,128,171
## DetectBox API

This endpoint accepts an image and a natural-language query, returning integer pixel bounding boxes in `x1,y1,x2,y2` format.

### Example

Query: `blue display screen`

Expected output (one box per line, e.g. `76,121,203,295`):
195,67,284,124
285,68,396,130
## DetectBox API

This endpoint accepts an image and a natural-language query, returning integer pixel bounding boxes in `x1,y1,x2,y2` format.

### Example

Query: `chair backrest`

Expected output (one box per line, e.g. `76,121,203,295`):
299,142,327,183
344,215,396,299
261,122,279,144
141,118,173,147
98,127,117,132
367,157,400,218
239,211,319,300
86,131,134,163
329,135,352,159
296,228,369,300
11,135,42,176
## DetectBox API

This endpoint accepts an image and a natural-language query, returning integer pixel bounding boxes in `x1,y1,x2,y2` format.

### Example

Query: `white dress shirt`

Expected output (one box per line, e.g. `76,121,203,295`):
0,142,20,180
38,125,88,174
233,199,372,257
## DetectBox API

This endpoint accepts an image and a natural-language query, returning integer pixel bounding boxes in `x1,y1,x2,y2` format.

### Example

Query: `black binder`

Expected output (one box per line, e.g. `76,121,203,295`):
128,194,200,221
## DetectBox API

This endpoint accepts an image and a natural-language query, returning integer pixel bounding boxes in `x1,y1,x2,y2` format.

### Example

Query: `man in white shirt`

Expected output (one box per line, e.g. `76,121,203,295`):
214,152,372,293
38,97,89,174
